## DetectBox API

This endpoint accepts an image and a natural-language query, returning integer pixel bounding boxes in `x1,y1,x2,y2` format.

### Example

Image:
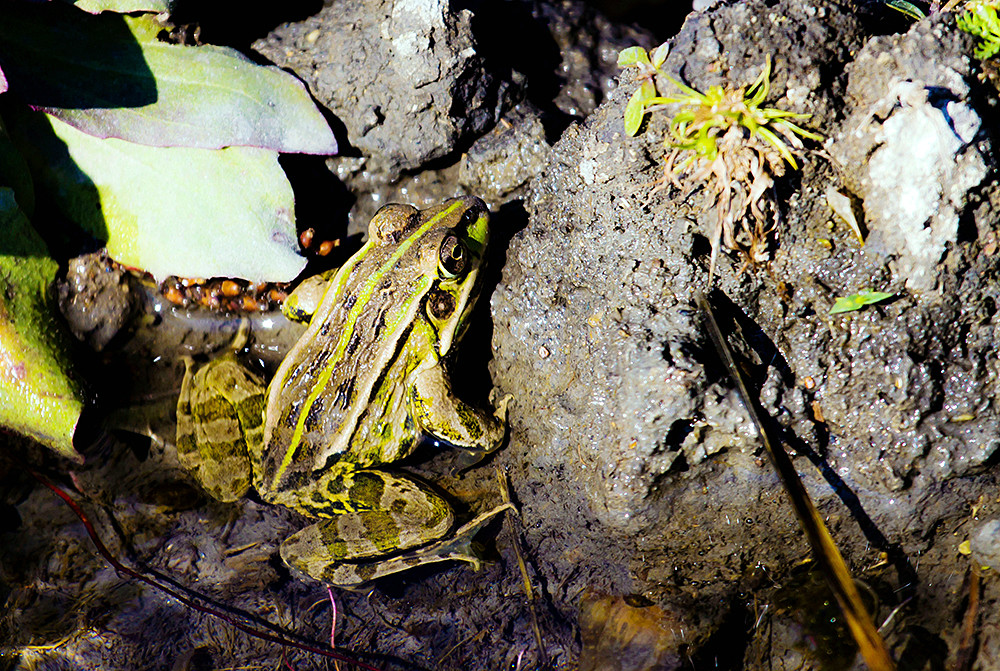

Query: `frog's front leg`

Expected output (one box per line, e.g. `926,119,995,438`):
408,363,509,468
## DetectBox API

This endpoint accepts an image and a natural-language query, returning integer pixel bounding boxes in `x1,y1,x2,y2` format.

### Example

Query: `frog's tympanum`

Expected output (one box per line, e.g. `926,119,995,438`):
176,197,511,586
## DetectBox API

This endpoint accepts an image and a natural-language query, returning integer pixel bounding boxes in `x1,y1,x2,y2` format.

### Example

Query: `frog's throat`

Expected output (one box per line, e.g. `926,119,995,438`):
270,201,466,484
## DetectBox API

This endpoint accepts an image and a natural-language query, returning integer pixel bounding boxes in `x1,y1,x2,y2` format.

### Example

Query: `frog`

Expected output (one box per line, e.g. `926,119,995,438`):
175,196,512,586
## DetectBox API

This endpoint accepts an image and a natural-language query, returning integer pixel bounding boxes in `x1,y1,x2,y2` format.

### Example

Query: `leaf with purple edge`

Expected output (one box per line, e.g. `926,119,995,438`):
0,4,336,154
62,0,175,13
12,111,307,283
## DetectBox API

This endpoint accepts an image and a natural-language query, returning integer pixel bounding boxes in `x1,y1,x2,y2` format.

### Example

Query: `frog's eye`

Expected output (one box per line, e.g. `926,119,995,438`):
438,234,468,278
459,204,482,229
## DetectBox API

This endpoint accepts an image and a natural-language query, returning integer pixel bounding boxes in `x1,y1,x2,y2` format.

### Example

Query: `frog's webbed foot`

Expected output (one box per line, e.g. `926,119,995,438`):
175,343,265,502
408,502,515,570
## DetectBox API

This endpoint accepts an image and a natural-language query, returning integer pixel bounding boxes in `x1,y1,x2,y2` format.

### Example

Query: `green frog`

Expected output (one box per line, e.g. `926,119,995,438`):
175,197,511,586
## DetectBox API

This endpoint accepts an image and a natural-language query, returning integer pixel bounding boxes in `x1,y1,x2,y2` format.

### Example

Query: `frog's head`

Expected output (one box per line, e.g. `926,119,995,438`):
423,196,490,355
366,196,490,356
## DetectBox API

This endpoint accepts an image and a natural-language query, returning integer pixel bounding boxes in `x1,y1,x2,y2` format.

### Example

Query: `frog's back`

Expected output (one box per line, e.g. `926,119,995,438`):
256,212,445,493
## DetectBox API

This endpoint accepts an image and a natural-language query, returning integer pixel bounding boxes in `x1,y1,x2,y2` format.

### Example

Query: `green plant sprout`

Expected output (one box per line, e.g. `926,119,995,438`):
957,1,1000,60
618,47,821,278
829,289,894,315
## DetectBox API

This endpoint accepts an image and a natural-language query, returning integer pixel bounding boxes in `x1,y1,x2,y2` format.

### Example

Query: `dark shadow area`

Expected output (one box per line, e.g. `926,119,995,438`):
702,289,794,391
278,153,356,272
169,0,325,50
853,0,929,35
447,198,530,407
0,102,107,251
591,0,694,39
0,3,155,109
463,0,573,141
686,599,752,669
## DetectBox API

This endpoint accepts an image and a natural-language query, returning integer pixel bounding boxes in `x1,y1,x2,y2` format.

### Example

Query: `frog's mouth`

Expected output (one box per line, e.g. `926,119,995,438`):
435,261,483,356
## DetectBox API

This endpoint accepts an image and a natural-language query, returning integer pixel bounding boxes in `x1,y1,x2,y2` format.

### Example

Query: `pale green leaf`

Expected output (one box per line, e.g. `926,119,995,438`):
64,0,175,13
0,188,84,461
0,5,336,154
830,289,894,314
617,46,651,68
16,112,306,282
624,89,645,136
651,42,670,69
624,82,656,137
885,0,926,20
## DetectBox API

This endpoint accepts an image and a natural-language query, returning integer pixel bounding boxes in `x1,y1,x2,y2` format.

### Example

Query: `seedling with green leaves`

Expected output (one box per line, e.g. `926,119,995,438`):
957,1,1000,60
618,47,821,278
829,289,894,315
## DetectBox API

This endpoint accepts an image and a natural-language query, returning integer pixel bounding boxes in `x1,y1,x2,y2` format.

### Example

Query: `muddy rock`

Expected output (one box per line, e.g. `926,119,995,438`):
458,104,551,204
58,252,134,351
828,17,987,291
254,0,510,177
493,0,1000,664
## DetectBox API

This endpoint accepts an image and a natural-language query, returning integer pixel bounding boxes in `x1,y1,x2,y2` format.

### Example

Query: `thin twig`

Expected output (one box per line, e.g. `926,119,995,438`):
497,466,548,668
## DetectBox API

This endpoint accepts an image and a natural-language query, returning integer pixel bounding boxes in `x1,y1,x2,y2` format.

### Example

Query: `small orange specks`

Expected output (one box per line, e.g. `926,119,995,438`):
803,376,815,390
300,228,315,249
221,280,242,297
164,285,185,305
317,240,337,256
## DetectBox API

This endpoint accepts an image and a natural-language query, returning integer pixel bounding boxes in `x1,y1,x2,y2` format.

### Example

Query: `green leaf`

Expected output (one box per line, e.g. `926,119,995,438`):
617,46,651,68
624,82,656,136
651,42,670,70
0,188,84,461
885,0,926,20
0,5,336,154
829,289,894,315
63,0,175,13
14,111,307,283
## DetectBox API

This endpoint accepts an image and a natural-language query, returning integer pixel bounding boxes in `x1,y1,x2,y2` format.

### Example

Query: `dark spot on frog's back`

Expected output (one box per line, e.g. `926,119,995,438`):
304,395,325,432
333,378,355,410
349,472,385,508
346,331,361,356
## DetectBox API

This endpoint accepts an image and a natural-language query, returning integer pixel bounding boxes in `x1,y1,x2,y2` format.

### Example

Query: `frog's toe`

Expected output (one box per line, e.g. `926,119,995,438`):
429,502,515,564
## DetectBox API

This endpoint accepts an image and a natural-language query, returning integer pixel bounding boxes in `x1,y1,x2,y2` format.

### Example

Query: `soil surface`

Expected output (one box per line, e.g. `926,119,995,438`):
5,1,1000,670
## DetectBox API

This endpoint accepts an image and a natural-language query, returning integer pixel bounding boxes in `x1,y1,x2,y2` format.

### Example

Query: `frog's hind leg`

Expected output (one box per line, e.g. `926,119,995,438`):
278,469,510,586
176,353,265,502
324,501,515,586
